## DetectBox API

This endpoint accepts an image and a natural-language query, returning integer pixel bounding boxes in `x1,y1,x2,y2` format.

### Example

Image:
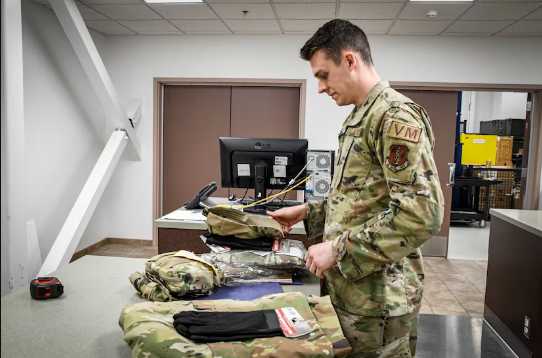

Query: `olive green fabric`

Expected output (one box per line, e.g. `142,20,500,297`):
335,306,419,358
130,251,222,301
119,292,352,358
205,206,283,239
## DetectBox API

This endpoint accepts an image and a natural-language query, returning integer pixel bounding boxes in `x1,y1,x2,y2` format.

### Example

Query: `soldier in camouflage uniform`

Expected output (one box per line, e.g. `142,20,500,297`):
269,19,444,357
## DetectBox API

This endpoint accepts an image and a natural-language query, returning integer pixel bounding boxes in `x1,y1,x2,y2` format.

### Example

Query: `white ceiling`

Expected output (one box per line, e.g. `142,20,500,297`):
40,0,542,36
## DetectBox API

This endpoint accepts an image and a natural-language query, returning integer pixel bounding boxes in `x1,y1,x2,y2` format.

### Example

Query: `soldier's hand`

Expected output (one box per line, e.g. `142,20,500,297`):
268,204,308,235
305,241,337,278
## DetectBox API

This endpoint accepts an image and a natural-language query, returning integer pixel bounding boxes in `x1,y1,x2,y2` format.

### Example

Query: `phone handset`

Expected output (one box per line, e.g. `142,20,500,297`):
184,181,218,209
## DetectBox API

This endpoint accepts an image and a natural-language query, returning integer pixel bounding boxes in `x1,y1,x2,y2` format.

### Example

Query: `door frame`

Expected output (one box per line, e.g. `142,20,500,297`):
152,78,306,247
392,81,542,257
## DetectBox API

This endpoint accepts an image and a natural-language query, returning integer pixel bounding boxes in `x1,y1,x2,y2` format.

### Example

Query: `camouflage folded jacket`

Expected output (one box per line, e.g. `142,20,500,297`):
205,206,283,239
119,291,352,358
130,251,222,301
130,248,307,301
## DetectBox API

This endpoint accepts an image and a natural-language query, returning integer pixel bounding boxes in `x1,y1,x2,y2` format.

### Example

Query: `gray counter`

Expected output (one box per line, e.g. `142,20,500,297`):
2,255,517,357
1,256,145,358
490,209,542,238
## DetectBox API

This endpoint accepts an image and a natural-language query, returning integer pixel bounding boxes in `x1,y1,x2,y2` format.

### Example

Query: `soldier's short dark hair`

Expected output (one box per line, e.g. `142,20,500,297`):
300,19,373,66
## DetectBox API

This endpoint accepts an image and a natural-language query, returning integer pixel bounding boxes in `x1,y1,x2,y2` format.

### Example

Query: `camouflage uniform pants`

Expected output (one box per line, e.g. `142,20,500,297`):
336,307,419,358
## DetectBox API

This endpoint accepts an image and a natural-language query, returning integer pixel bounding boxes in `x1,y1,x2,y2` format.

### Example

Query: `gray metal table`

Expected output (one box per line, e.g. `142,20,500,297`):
2,255,517,357
1,256,146,358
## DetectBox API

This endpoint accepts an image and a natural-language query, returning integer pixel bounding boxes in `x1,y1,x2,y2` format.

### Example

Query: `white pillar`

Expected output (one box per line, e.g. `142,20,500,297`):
39,130,129,276
2,0,27,290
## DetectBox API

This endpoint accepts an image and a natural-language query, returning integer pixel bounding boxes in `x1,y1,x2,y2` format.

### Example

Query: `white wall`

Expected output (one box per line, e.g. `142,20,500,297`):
1,1,8,295
78,34,542,245
499,92,528,119
21,2,109,269
464,91,528,133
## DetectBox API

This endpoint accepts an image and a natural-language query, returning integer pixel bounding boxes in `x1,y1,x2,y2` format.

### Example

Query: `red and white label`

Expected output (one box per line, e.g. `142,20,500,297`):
275,307,313,338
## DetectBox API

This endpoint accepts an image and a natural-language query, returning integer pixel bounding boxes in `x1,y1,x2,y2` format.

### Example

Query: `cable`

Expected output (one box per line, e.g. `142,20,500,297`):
215,175,312,211
240,188,249,203
279,157,314,205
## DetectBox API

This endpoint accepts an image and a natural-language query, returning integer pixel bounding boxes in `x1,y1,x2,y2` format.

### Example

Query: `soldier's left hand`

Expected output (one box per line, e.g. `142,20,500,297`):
305,241,337,278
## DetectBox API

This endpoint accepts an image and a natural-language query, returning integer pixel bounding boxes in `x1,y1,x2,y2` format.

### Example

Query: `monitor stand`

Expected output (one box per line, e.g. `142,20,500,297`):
254,162,267,202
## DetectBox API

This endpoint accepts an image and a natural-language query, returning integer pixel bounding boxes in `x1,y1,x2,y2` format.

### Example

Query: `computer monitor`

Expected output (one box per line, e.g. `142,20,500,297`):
219,137,308,201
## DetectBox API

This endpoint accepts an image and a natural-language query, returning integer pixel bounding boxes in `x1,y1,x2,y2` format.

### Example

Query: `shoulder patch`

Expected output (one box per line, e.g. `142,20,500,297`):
386,144,409,172
387,120,421,143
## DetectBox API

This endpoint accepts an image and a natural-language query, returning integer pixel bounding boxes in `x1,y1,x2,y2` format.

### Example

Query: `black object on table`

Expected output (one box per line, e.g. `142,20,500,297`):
450,177,503,227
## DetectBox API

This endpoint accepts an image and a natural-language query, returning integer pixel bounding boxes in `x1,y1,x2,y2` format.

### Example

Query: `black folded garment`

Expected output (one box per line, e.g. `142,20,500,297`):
173,310,283,342
204,233,274,251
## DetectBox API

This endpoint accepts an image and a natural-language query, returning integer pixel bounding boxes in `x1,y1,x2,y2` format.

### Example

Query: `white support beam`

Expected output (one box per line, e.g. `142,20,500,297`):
26,220,42,279
48,0,140,160
38,130,129,276
3,0,27,290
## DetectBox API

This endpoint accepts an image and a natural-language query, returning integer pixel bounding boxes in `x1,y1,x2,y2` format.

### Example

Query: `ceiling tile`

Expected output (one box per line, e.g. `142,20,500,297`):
275,4,335,20
399,3,472,20
210,3,275,19
86,20,135,35
499,20,542,35
389,20,451,35
461,3,540,21
91,4,161,20
77,3,108,20
525,6,542,20
207,0,268,3
478,0,542,2
444,20,512,34
281,19,328,33
339,3,403,20
120,20,181,34
224,19,281,33
81,0,140,4
150,3,217,19
441,32,491,37
348,19,393,34
170,19,231,33
274,0,334,3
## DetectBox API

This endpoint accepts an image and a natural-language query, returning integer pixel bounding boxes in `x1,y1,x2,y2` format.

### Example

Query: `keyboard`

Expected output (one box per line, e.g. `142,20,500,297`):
242,200,303,215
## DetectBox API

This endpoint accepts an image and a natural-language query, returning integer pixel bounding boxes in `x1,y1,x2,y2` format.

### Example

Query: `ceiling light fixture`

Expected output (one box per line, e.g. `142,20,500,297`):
426,10,438,18
144,0,203,3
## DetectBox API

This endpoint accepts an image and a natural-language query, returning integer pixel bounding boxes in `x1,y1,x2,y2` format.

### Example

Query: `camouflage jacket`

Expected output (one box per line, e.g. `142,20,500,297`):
130,251,222,301
119,292,351,358
304,81,444,317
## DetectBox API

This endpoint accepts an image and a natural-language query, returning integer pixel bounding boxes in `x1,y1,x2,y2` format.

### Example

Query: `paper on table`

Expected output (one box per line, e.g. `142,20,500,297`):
163,209,206,222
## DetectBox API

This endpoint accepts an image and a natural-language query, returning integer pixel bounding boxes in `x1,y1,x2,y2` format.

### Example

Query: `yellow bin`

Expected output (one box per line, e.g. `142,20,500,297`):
460,134,498,166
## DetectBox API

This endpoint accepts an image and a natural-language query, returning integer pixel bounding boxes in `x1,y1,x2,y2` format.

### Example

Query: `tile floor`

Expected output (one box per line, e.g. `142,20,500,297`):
83,241,488,318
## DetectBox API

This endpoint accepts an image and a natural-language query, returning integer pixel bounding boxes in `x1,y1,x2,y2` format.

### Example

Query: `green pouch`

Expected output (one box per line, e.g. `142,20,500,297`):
205,206,283,239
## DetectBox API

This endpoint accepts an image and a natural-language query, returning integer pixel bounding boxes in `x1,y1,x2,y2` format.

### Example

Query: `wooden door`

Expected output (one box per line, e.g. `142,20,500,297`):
230,86,300,199
398,90,458,257
162,85,231,214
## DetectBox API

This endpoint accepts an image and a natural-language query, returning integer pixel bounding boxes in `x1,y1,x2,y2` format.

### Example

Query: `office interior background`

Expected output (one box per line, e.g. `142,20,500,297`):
1,0,542,357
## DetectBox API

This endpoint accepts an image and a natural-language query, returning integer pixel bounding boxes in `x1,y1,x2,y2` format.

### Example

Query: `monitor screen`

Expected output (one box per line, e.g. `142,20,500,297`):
219,137,308,200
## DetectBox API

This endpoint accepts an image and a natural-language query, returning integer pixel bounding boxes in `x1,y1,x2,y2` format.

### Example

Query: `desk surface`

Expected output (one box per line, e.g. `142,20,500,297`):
155,198,306,235
1,256,515,358
0,255,317,358
1,255,145,358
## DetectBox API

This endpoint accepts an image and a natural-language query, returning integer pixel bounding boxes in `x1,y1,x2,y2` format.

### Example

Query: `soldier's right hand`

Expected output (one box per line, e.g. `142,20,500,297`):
267,204,308,234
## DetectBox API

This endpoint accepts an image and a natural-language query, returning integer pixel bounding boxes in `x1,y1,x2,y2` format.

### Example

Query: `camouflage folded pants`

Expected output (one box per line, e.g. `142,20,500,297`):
335,307,419,358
